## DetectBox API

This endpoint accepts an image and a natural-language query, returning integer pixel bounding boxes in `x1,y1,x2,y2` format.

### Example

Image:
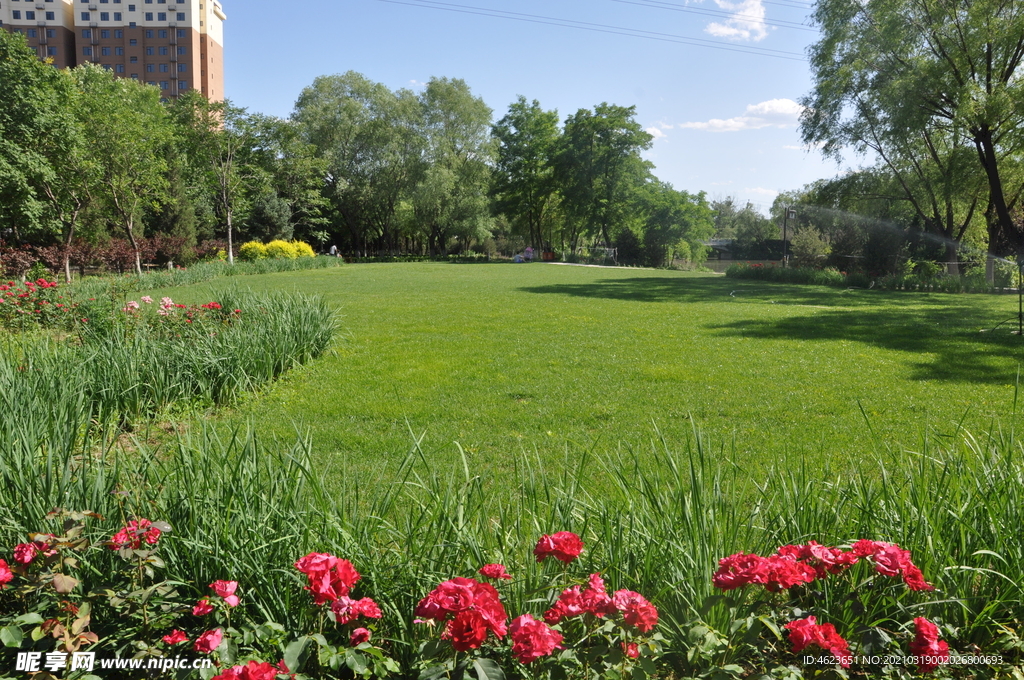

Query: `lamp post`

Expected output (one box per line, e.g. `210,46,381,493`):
783,207,796,267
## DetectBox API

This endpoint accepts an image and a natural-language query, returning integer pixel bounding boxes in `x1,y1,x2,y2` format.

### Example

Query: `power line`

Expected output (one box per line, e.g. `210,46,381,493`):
376,0,808,60
612,0,817,32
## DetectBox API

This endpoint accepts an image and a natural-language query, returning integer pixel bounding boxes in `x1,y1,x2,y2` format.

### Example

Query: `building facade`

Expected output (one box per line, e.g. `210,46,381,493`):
0,0,77,69
1,0,225,101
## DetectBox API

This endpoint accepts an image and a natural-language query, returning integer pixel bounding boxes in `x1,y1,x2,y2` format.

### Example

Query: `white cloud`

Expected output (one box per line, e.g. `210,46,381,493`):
646,127,668,140
744,187,779,197
679,98,804,132
705,0,768,42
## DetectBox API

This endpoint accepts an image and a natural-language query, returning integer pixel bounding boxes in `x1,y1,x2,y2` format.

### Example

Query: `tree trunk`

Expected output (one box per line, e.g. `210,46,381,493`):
975,129,1021,258
126,222,143,276
62,225,75,284
944,242,960,276
226,208,234,265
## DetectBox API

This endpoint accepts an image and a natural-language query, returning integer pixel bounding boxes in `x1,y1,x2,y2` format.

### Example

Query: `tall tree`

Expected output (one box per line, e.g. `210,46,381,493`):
491,96,560,249
801,0,1024,260
553,104,653,251
77,65,170,275
640,182,716,267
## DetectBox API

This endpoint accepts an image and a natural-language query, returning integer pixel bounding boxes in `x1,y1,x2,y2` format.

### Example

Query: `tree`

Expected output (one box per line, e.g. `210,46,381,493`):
639,181,715,267
293,72,424,255
491,96,560,249
801,0,1024,262
77,65,170,275
553,104,653,251
414,77,494,254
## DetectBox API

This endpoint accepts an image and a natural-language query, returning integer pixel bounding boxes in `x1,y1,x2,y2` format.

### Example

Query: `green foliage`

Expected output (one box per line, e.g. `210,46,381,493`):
789,227,831,268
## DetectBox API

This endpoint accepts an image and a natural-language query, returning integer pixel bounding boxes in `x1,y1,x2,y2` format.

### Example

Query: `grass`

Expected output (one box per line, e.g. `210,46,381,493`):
138,262,1024,492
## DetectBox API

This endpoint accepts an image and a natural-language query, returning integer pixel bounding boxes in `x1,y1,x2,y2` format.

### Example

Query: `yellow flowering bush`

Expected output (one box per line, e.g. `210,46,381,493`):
265,240,299,259
292,240,316,258
239,241,269,261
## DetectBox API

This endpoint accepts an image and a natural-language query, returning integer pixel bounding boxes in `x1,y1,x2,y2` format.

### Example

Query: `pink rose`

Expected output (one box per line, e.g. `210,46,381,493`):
193,628,223,654
350,628,372,646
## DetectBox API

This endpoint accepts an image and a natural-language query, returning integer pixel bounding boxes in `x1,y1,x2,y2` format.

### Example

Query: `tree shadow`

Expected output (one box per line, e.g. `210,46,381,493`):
519,276,1024,384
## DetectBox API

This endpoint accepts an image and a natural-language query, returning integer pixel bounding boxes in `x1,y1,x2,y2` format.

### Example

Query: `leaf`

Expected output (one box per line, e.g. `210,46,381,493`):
418,664,451,680
71,615,91,635
217,635,238,665
12,613,44,626
472,658,505,680
0,627,24,648
283,637,311,674
345,650,368,674
151,521,173,533
52,573,79,594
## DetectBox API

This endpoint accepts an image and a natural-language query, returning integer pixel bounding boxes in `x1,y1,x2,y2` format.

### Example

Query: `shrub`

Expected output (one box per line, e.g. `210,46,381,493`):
238,241,269,262
266,240,299,259
291,240,316,258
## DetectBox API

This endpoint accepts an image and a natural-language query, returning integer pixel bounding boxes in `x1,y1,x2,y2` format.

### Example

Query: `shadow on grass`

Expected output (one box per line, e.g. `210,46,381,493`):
520,276,1024,384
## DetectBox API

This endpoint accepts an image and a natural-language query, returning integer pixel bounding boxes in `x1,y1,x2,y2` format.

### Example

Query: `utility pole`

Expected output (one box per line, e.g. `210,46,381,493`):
783,207,796,267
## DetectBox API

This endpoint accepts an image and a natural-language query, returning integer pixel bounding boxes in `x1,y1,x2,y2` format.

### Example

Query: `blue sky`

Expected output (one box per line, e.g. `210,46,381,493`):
224,0,850,211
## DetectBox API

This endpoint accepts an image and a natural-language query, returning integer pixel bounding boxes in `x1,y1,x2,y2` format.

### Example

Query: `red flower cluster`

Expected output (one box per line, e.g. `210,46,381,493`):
13,535,56,565
162,630,188,645
193,599,214,616
909,617,949,673
611,590,659,633
294,552,361,605
212,660,289,680
330,595,382,625
478,563,512,580
509,614,563,664
784,616,852,667
534,532,584,563
0,559,12,588
415,577,509,651
544,573,615,624
200,302,223,310
851,540,933,591
109,518,162,550
713,539,932,592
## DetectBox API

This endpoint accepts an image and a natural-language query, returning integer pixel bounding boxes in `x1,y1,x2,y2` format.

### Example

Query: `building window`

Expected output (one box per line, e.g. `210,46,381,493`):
131,74,138,79
81,11,89,19
145,46,153,54
130,56,137,62
129,22,135,27
45,11,55,19
128,4,135,9
100,29,109,37
177,46,185,54
129,38,137,44
100,0,108,3
159,63,168,72
82,29,91,38
178,80,187,90
176,28,185,37
103,64,112,70
48,46,58,55
99,12,108,20
157,12,165,20
12,11,21,19
27,28,37,37
82,46,93,55
158,46,167,54
25,11,35,19
115,47,123,55
145,29,153,37
159,81,168,89
46,29,55,37
113,12,121,20
101,47,110,56
114,29,122,37
116,64,125,72
146,64,153,71
144,12,152,20
176,12,184,20
158,29,167,37
177,63,186,72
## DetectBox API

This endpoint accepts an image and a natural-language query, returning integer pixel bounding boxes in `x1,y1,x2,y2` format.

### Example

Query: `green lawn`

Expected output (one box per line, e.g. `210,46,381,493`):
145,262,1024,487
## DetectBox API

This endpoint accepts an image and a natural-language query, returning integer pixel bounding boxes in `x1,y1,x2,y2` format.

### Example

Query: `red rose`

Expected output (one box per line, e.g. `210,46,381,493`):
109,519,162,550
193,598,214,616
211,660,280,680
330,596,382,625
210,580,241,607
510,614,563,664
784,617,851,667
533,532,584,563
193,628,223,654
611,590,658,632
622,642,640,659
909,617,949,673
478,563,512,580
350,628,372,646
13,543,38,565
0,559,13,588
712,553,767,590
416,577,507,651
162,630,188,645
294,553,361,604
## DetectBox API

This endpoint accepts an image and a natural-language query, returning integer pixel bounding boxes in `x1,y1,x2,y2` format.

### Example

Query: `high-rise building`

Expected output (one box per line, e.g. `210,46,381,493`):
2,0,225,101
0,0,77,70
